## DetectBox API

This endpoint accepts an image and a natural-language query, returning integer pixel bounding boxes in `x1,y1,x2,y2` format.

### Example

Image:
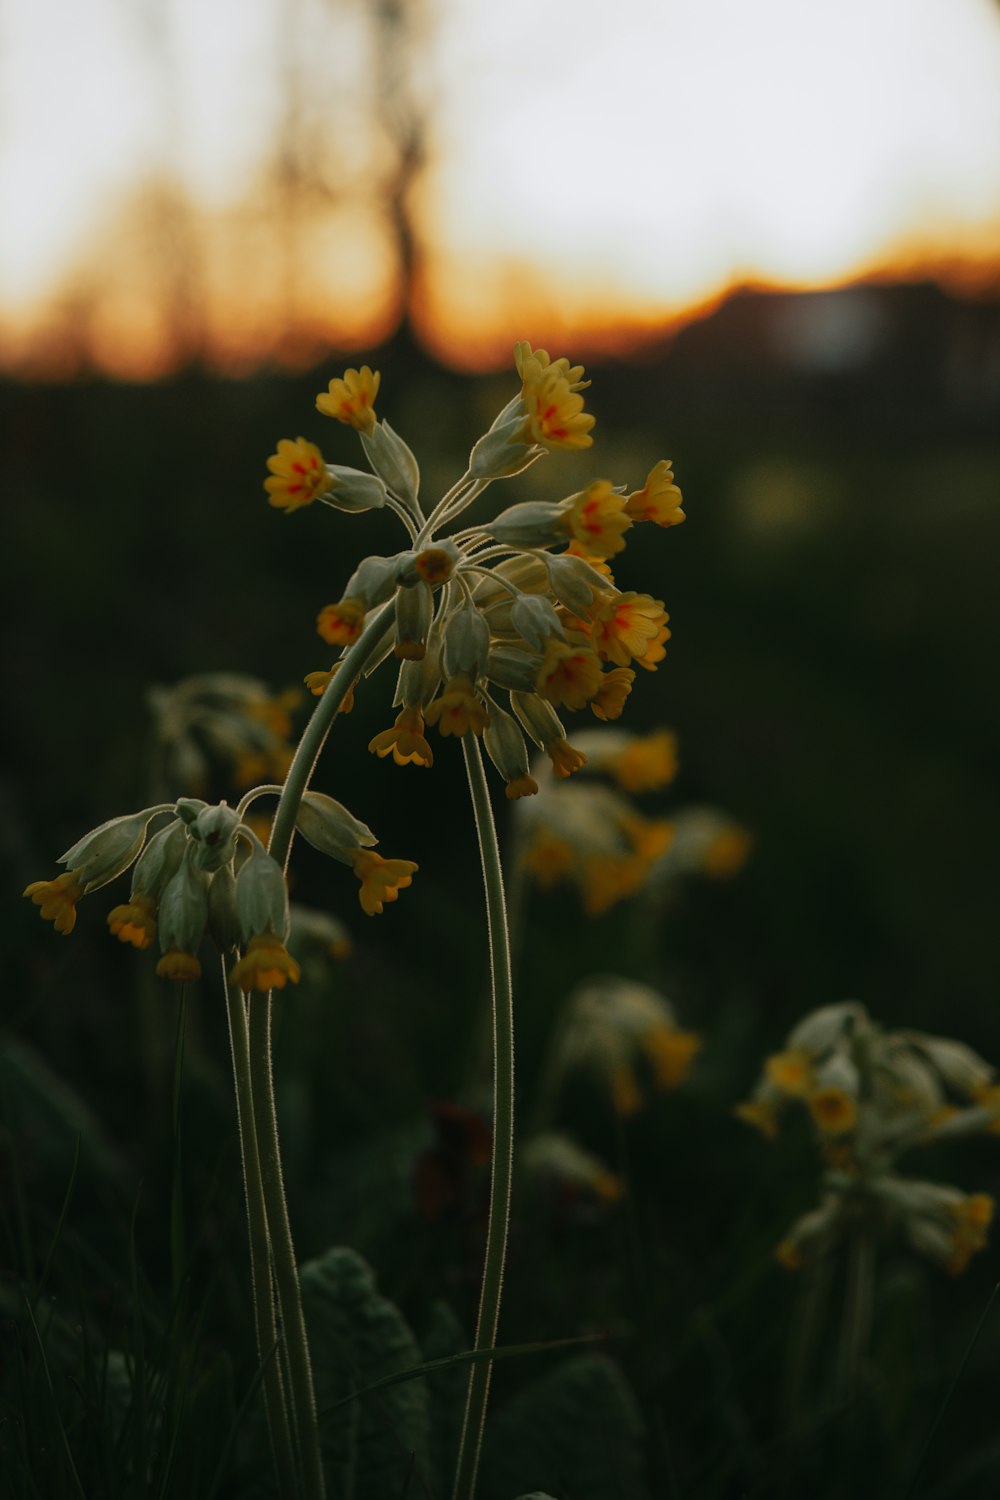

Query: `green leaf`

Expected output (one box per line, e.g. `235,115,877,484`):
480,1355,650,1500
301,1246,431,1498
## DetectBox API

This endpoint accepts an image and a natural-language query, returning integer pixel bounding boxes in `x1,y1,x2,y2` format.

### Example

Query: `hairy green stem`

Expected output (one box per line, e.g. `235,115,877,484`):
837,1218,876,1405
222,961,299,1498
452,735,515,1500
223,603,399,1500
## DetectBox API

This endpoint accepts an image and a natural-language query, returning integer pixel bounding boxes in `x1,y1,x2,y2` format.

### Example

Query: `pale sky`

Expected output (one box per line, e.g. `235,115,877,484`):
2,0,999,369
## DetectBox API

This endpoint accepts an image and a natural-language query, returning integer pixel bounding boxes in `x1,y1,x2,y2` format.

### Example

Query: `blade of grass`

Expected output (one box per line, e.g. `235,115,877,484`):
319,1333,603,1422
32,1133,81,1307
20,1290,87,1500
901,1280,1000,1500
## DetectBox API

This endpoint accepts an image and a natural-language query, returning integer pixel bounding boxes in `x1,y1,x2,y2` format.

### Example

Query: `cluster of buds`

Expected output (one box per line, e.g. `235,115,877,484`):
737,1001,999,1275
147,673,301,795
512,726,750,916
263,345,685,799
538,975,702,1119
24,789,417,988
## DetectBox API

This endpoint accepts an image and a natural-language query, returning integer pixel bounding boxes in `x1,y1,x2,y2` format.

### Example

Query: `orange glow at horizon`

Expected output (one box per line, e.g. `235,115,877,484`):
2,0,1000,379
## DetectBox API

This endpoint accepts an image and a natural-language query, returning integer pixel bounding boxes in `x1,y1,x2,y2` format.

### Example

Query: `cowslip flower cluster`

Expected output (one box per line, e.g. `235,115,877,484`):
147,672,300,794
539,975,702,1119
264,346,684,800
512,726,749,916
24,788,417,986
737,1002,999,1275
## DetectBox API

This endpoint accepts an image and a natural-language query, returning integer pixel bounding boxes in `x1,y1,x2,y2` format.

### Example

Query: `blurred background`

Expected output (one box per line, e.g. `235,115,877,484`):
4,0,1000,1492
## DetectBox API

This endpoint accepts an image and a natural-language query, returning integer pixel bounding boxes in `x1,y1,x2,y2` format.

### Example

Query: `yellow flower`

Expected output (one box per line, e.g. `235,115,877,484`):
505,772,539,801
580,852,647,915
316,597,367,646
350,849,418,915
519,361,595,451
315,366,380,433
156,949,202,982
625,460,686,528
228,935,302,993
633,620,671,672
413,547,457,586
946,1194,995,1274
703,826,753,879
514,341,590,393
766,1049,816,1097
612,1062,643,1116
590,593,669,667
424,675,489,737
535,639,603,712
368,707,434,767
264,437,331,512
642,1025,702,1089
24,871,85,935
304,664,356,712
107,894,157,950
521,830,576,887
546,737,588,779
590,668,635,722
560,481,632,558
807,1087,857,1136
735,1099,780,1140
609,730,679,794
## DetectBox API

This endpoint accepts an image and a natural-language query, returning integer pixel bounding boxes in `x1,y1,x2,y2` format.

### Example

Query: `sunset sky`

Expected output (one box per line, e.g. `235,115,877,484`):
2,0,1000,375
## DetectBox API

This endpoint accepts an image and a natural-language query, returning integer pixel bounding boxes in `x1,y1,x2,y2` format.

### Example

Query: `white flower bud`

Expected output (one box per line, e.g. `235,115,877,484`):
443,601,491,680
544,552,610,614
484,703,531,785
59,808,166,893
235,843,291,942
321,464,389,514
342,554,401,609
157,855,209,955
510,593,565,651
131,819,188,898
188,802,242,872
485,647,544,694
207,865,242,952
360,420,420,505
901,1032,995,1097
486,500,567,548
470,416,542,480
295,792,376,864
786,1002,868,1059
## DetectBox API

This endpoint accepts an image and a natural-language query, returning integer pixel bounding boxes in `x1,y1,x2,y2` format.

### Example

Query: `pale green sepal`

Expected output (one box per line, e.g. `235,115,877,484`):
296,792,377,864
188,802,242,872
320,465,389,514
234,843,291,942
130,819,187,898
59,808,167,894
361,420,420,506
156,854,209,955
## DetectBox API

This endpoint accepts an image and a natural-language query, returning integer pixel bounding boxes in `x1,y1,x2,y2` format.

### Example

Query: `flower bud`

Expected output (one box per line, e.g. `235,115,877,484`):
786,1002,868,1058
510,689,567,749
157,855,209,956
131,819,188,898
485,646,544,694
360,420,420,506
485,500,567,549
396,540,461,589
188,802,242,872
59,807,165,893
544,551,611,615
235,842,291,942
342,554,401,610
484,705,536,798
469,416,542,480
295,792,376,864
394,581,433,660
443,601,491,680
175,798,209,826
207,865,242,952
321,464,389,514
510,593,566,652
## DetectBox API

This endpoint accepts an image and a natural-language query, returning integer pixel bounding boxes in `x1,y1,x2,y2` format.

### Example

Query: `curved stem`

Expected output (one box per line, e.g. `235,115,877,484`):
452,735,515,1500
249,998,326,1500
221,961,299,1498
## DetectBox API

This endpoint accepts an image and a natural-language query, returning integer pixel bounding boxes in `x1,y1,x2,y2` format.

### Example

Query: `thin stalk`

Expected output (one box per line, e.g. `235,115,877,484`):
837,1218,876,1405
228,603,401,1500
221,961,299,1498
248,999,326,1500
452,735,515,1500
